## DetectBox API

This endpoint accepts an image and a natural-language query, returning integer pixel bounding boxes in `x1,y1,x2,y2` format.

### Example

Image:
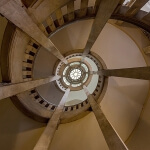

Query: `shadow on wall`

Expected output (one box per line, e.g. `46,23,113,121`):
0,98,46,150
127,95,150,150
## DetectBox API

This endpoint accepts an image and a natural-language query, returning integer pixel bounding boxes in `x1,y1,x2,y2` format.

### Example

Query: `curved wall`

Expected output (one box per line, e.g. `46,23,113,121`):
91,22,149,141
50,20,149,142
0,98,45,150
0,15,150,150
49,112,109,150
114,21,150,150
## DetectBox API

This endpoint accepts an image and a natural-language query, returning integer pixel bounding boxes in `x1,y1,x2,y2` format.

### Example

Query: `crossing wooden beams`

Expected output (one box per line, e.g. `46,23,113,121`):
0,0,67,64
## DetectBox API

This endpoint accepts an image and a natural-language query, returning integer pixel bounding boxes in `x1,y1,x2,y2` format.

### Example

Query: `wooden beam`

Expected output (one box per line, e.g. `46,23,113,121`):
114,0,125,13
100,67,150,80
0,0,67,64
125,0,149,17
0,76,59,100
55,8,64,26
82,0,120,57
94,0,101,13
67,1,75,21
33,88,70,150
46,16,56,31
79,0,89,17
83,86,128,150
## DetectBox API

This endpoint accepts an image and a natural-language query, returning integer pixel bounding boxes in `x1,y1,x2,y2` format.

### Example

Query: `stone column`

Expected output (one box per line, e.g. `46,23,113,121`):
0,76,59,100
99,67,150,80
83,85,128,150
33,88,70,150
0,0,67,64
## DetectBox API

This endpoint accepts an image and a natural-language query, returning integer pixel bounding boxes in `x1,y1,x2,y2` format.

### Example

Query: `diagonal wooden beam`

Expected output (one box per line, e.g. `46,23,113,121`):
82,0,120,58
98,67,150,80
0,76,60,100
125,0,149,17
83,85,128,150
33,88,70,150
0,0,67,64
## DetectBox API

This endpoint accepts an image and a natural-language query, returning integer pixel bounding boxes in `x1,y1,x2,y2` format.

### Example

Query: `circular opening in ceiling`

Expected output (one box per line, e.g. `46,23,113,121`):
54,52,106,106
62,61,89,88
70,69,81,80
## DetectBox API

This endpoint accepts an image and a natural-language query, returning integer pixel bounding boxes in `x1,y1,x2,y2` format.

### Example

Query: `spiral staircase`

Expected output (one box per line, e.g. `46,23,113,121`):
0,0,150,150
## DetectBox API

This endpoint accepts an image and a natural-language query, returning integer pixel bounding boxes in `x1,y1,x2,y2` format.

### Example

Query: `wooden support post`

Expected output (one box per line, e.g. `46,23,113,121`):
83,85,128,150
33,88,70,150
0,76,59,100
100,67,150,80
83,0,120,57
125,0,149,17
